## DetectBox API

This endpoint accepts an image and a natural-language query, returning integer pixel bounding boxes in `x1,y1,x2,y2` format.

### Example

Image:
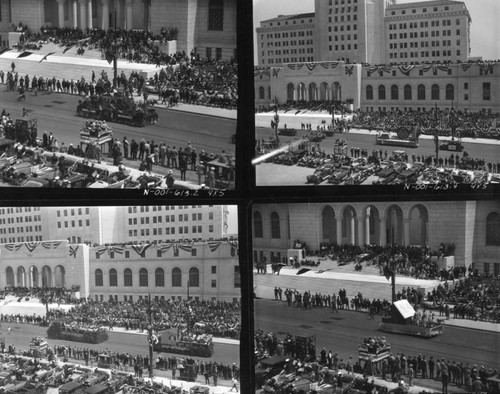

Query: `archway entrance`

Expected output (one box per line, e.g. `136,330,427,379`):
409,205,429,246
322,206,337,244
386,205,403,245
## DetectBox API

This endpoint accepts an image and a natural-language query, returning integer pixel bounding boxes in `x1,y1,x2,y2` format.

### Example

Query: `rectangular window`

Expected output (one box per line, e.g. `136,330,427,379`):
211,266,217,274
191,249,197,256
211,280,217,288
208,0,224,31
234,266,241,288
483,83,491,101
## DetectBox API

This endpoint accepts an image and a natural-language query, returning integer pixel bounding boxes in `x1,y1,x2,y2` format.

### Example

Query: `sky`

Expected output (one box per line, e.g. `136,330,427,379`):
252,0,500,64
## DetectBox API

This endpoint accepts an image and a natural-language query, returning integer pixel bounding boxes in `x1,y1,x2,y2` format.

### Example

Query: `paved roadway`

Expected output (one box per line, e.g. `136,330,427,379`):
255,126,500,185
254,299,499,368
0,321,239,365
0,90,236,156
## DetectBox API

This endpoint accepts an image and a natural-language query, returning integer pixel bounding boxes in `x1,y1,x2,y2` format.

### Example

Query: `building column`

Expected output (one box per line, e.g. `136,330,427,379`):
79,0,87,29
336,219,342,245
87,0,93,29
52,270,57,287
350,214,356,245
404,218,410,246
379,218,387,245
357,217,364,246
125,0,133,29
293,87,297,101
101,0,110,29
56,0,66,27
364,214,371,245
72,0,78,28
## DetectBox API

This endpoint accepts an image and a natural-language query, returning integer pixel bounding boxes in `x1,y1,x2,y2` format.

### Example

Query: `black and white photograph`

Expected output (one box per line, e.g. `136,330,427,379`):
0,0,236,189
0,204,241,392
253,0,500,187
252,201,499,393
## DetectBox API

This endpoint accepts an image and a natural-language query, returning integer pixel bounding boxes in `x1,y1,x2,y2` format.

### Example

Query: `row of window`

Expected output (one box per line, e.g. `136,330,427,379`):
366,83,491,101
265,48,312,56
57,220,90,228
267,18,314,27
388,19,459,29
0,236,43,243
93,266,241,288
127,213,211,225
329,23,356,33
331,6,358,14
127,206,207,214
254,212,280,239
0,208,41,214
390,31,460,40
57,208,90,217
389,50,458,59
1,226,42,234
264,56,314,65
1,216,41,224
95,294,238,304
389,40,457,49
128,225,213,237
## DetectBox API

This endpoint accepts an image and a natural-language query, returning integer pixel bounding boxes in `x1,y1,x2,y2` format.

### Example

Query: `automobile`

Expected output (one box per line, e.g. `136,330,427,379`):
439,140,464,152
377,167,396,178
396,169,418,184
277,127,297,136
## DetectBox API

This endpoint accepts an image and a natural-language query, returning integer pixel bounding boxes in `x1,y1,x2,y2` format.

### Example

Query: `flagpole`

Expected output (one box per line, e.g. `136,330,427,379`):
147,293,154,378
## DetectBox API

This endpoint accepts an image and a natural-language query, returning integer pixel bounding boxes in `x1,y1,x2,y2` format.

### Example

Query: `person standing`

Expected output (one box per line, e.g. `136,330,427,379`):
123,137,129,159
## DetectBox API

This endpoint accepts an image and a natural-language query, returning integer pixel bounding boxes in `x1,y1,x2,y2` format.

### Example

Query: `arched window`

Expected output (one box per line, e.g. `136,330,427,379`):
95,269,103,287
391,85,399,100
254,211,263,238
404,84,412,100
189,267,200,287
287,83,295,101
109,269,117,287
259,86,265,100
431,84,440,100
446,84,454,100
366,85,373,100
208,0,224,31
417,84,426,100
486,212,500,246
139,268,148,287
271,212,280,239
124,268,133,287
155,268,165,287
172,268,182,287
378,85,386,100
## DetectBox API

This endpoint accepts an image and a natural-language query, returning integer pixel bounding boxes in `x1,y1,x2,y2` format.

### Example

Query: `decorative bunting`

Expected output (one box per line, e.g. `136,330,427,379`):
95,246,108,257
345,65,354,76
173,243,179,255
272,68,280,78
461,63,472,72
159,243,173,255
229,240,239,257
25,242,40,253
437,64,449,73
320,61,340,69
305,63,317,71
253,68,270,79
398,65,414,76
69,245,79,258
131,244,151,257
179,244,192,253
478,61,494,75
52,241,62,249
41,241,62,249
108,246,123,254
4,244,23,252
208,241,222,252
287,64,304,71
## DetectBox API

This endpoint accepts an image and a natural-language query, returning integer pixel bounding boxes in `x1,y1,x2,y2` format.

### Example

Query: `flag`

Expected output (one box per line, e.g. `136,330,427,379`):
25,242,40,253
208,241,221,252
4,244,22,252
105,50,114,65
109,246,123,254
69,245,79,258
131,244,151,257
383,265,393,281
39,52,56,63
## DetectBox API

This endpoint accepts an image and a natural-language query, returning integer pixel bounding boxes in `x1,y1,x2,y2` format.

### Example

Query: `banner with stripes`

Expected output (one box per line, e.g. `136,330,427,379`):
179,244,192,253
208,241,222,252
25,242,40,253
159,243,173,255
272,68,281,78
320,61,340,69
95,246,108,257
287,64,304,71
108,246,124,254
398,65,414,76
41,241,63,249
229,240,239,257
305,63,317,71
437,64,449,72
69,245,79,258
173,243,179,255
131,244,151,257
4,244,23,252
461,63,472,72
345,65,354,76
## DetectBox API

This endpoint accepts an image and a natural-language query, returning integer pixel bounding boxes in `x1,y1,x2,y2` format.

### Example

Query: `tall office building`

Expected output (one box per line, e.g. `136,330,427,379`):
385,0,471,64
314,0,396,64
256,13,315,66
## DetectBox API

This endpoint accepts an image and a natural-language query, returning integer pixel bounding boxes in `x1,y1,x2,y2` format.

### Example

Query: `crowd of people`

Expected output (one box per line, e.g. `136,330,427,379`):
255,329,498,393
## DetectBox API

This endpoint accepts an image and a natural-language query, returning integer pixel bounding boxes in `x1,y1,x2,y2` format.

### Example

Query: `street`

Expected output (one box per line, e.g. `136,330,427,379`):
0,321,239,365
0,90,236,156
255,125,500,186
254,299,498,367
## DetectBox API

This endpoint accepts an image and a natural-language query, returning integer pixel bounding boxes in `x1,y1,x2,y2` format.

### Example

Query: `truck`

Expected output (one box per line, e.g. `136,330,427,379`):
153,328,214,357
3,116,37,146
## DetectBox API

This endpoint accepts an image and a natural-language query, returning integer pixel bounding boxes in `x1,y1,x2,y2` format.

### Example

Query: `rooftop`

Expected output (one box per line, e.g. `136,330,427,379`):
261,12,315,24
387,0,467,10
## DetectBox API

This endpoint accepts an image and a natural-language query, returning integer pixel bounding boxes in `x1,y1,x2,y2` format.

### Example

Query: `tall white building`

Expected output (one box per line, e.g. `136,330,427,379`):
0,205,233,244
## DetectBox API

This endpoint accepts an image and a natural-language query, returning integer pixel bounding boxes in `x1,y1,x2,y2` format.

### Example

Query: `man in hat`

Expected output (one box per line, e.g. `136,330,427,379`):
165,170,175,189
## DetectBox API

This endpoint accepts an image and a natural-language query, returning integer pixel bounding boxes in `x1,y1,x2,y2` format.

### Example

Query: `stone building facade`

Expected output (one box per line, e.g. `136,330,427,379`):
0,240,241,301
252,201,500,274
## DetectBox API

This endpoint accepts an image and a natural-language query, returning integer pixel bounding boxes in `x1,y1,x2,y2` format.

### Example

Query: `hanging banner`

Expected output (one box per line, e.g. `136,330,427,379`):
287,64,304,71
272,68,281,78
461,63,472,72
95,246,108,257
305,63,317,71
4,244,23,252
159,243,173,255
108,246,124,254
398,65,415,76
25,242,40,253
131,244,151,257
345,65,354,76
208,241,222,252
69,245,79,258
179,244,193,253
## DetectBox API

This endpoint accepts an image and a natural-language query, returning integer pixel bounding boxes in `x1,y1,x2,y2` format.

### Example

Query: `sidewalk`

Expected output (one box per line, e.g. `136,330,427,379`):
256,111,500,146
443,318,500,333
